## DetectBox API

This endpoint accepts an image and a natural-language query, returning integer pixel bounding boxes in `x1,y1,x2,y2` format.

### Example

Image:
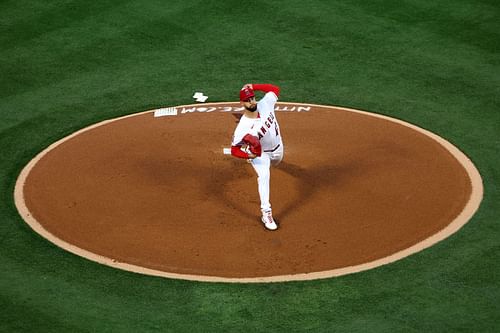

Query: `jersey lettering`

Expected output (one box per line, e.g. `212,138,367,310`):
257,113,277,138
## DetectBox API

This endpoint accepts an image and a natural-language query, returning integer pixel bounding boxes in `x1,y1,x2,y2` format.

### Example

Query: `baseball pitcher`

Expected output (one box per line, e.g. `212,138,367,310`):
230,83,283,230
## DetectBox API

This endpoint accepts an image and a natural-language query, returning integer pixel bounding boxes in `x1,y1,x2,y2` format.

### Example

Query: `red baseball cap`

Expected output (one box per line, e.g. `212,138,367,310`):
239,87,255,101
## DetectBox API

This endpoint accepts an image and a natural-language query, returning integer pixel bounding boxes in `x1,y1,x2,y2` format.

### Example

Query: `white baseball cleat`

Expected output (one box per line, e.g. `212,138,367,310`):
261,210,278,231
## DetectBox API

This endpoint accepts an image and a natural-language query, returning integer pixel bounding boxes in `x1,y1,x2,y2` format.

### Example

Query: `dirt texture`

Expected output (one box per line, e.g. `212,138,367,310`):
22,103,472,278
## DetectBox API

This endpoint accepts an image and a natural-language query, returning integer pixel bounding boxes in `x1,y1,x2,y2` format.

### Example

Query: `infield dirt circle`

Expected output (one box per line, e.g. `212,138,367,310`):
15,102,483,282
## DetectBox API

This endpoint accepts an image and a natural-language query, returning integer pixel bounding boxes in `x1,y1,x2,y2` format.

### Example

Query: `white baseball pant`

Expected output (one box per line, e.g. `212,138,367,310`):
250,143,284,213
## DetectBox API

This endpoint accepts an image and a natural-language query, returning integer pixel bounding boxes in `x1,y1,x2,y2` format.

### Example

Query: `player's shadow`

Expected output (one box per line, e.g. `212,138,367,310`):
273,160,364,220
138,155,364,224
136,155,257,220
196,158,366,223
209,158,260,221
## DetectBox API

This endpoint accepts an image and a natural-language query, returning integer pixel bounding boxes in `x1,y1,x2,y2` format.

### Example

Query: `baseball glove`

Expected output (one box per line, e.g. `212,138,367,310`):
242,134,262,157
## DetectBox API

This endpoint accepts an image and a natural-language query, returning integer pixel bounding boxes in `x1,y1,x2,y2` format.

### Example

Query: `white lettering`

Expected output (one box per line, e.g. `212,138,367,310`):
180,107,197,114
167,104,310,115
275,106,296,112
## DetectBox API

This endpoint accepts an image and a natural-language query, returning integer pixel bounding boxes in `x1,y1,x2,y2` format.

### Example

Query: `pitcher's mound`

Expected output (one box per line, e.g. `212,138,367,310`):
15,103,482,282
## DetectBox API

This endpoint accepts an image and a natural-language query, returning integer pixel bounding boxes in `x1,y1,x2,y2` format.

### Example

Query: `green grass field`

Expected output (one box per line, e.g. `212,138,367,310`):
1,0,499,331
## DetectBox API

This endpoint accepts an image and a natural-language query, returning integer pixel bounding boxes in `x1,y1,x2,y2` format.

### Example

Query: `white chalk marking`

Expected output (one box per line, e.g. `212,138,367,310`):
154,107,178,117
193,92,208,102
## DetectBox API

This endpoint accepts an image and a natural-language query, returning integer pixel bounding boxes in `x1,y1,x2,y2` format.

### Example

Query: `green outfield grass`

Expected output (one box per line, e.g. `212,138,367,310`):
1,0,499,331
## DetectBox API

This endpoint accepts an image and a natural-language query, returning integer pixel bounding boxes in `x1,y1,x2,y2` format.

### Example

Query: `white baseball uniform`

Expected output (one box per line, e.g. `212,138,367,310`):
231,90,283,213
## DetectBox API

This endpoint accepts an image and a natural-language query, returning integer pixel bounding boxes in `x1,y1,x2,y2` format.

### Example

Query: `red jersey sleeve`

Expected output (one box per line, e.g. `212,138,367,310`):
231,145,249,159
252,84,280,98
